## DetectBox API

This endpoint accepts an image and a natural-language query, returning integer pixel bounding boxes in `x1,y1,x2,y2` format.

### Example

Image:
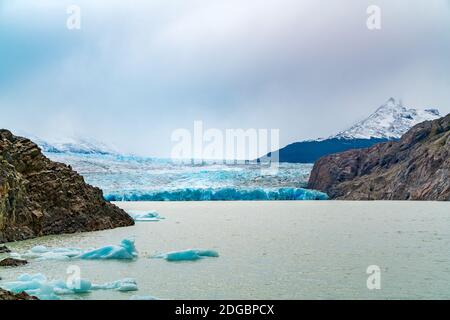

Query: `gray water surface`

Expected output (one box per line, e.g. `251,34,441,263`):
1,201,449,299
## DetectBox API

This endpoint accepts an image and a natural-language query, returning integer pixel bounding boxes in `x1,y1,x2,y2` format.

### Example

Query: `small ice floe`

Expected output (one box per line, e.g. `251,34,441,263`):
127,210,165,222
1,273,139,300
80,239,138,260
153,249,219,262
20,246,82,261
129,295,158,300
12,239,138,261
92,278,138,292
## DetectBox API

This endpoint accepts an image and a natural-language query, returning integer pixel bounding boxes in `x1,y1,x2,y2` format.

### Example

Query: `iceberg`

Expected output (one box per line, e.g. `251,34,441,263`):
127,210,165,222
80,239,138,260
12,239,138,261
154,249,219,262
92,278,138,292
21,246,82,260
130,295,158,300
0,273,139,300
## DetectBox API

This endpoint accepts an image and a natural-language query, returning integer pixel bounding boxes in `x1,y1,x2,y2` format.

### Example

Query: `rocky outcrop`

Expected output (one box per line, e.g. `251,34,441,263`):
308,114,449,200
0,257,28,267
0,129,134,243
0,245,10,253
0,288,38,300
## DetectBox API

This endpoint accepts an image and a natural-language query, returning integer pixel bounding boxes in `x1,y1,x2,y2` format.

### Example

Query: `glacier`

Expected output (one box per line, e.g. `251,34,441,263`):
154,249,219,262
43,153,324,201
1,273,139,300
106,187,328,201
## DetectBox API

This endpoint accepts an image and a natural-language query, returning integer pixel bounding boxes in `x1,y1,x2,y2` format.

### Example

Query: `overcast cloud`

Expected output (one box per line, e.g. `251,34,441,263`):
0,0,449,156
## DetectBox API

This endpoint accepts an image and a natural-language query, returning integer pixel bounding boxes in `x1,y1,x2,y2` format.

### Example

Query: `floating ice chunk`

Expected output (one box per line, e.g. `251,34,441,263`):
13,239,138,261
0,273,59,300
21,246,82,260
154,249,219,262
30,245,49,254
80,239,138,260
128,210,165,222
61,279,93,294
92,278,138,292
130,295,158,300
1,273,139,300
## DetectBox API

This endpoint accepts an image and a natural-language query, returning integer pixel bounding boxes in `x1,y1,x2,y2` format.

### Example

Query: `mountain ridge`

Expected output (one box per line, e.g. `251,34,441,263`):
307,114,450,200
263,98,441,163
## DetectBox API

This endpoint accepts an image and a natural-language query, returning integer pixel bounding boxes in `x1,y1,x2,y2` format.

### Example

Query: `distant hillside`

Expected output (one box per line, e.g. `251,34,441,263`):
263,138,389,163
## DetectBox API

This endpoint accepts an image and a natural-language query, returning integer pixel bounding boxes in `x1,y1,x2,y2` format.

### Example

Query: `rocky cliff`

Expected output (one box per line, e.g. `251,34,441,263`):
307,114,449,200
0,129,134,243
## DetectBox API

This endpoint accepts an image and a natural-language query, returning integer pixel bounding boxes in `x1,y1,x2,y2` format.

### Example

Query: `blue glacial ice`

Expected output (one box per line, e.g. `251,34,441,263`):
80,239,138,260
129,295,158,300
92,278,138,292
19,246,83,261
154,249,219,262
127,210,165,222
106,187,329,201
12,239,138,261
0,273,139,300
44,153,326,201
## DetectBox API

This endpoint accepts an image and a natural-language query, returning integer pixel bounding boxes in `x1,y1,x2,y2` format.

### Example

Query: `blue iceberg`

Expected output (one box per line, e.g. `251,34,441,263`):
80,239,138,260
12,239,138,261
1,273,139,300
92,278,138,292
20,246,82,260
127,210,165,222
154,249,219,262
130,295,158,300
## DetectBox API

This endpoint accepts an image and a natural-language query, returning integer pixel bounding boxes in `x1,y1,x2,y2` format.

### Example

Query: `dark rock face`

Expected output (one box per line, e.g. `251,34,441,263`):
0,257,28,267
0,245,10,253
308,114,450,200
0,288,38,300
0,129,134,243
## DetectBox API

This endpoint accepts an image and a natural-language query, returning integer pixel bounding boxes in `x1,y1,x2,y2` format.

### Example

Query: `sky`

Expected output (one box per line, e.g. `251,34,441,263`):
1,0,449,157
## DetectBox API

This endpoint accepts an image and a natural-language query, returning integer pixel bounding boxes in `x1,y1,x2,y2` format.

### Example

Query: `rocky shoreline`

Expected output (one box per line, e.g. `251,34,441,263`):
0,130,136,299
0,288,37,300
0,129,134,243
308,114,449,200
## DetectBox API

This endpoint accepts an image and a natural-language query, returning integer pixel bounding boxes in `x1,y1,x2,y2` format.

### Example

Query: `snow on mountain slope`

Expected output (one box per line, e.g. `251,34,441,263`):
13,130,118,155
41,137,118,155
332,98,440,139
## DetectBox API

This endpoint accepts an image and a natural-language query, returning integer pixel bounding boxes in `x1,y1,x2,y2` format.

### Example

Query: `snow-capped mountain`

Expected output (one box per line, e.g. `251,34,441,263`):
262,98,442,163
39,137,118,155
13,130,118,155
332,98,440,140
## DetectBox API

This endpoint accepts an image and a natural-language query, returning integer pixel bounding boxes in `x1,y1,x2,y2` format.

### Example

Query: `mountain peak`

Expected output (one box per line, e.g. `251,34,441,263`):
332,99,441,140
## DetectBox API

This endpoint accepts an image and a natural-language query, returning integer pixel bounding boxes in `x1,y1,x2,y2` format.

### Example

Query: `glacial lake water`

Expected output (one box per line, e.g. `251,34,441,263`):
1,201,450,300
